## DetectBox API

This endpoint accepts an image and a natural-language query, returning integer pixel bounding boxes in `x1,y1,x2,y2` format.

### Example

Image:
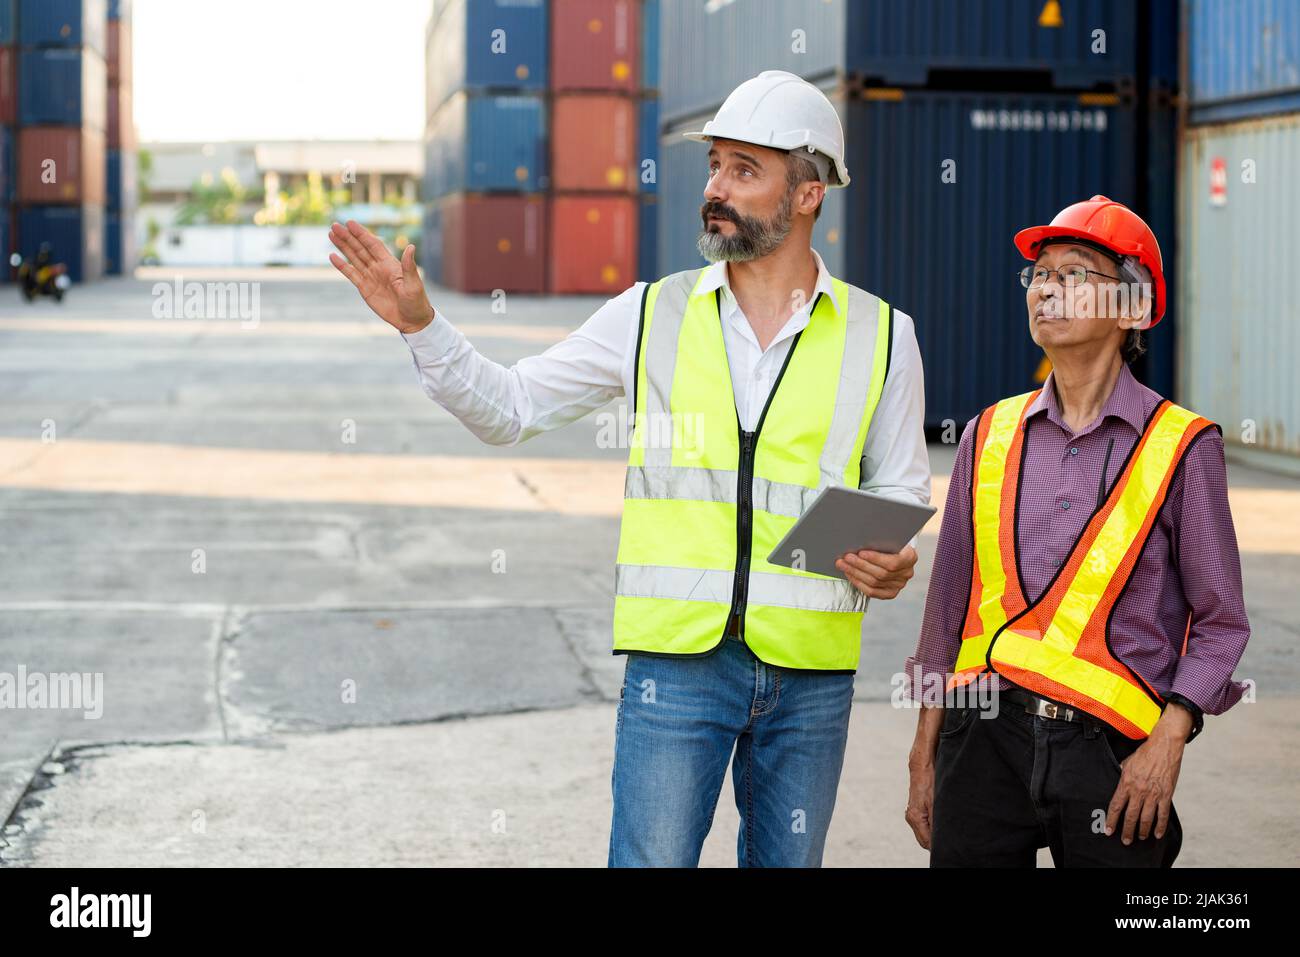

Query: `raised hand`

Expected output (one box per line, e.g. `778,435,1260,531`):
328,220,433,334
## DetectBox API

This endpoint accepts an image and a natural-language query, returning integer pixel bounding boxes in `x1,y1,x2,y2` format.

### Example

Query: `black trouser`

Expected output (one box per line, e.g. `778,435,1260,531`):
930,691,1182,867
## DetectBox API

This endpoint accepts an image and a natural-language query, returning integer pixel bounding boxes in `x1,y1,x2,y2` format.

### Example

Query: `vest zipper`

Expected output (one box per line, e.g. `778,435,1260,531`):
728,427,756,642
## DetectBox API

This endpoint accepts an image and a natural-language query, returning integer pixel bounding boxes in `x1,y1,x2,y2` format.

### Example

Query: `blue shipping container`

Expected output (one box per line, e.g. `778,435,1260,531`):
638,98,658,194
657,90,1174,428
642,0,659,90
426,0,547,121
424,92,547,198
104,210,133,274
0,126,13,205
0,208,9,281
637,194,657,280
1189,0,1300,122
19,48,108,129
106,148,138,212
18,0,107,54
660,0,1166,124
846,91,1157,429
0,1,15,44
108,0,131,20
18,204,104,283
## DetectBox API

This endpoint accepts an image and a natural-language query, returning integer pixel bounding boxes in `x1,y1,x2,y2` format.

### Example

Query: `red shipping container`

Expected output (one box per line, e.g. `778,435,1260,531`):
107,83,135,150
439,193,547,294
107,20,133,87
549,195,637,294
552,93,638,192
0,49,15,125
551,0,639,92
18,126,107,205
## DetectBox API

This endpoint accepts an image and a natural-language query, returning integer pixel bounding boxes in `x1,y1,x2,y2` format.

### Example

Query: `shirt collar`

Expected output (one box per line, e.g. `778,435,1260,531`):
693,247,844,317
1025,361,1148,435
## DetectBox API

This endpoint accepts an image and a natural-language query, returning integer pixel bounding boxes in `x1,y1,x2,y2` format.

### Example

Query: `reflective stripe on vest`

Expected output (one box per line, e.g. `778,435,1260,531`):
949,391,1218,738
612,267,893,671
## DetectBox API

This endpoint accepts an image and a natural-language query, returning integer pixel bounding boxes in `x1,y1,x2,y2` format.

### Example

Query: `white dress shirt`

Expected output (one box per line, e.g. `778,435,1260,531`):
399,247,932,515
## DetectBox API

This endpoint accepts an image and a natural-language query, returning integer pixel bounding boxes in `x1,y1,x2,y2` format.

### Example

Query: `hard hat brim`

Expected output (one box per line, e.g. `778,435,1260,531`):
680,130,851,188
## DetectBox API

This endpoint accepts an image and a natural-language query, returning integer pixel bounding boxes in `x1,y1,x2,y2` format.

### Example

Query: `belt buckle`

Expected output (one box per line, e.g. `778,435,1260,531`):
1039,700,1061,720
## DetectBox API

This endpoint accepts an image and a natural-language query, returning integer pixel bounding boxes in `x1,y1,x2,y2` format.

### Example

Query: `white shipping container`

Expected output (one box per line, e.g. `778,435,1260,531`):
1179,113,1300,471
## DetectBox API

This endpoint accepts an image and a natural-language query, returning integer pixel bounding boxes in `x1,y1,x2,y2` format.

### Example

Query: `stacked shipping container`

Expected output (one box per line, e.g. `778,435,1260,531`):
104,0,135,274
14,0,108,282
656,0,1179,429
421,0,659,294
422,0,549,292
1179,1,1300,473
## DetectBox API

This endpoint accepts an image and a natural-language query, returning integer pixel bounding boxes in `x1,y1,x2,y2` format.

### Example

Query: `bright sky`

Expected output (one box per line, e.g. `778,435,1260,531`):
134,0,427,142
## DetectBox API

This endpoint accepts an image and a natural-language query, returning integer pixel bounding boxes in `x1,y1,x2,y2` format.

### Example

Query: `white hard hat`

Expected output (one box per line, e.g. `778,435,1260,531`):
682,70,850,188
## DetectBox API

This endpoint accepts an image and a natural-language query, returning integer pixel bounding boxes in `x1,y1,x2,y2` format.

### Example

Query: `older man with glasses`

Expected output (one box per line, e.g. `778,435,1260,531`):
900,195,1251,867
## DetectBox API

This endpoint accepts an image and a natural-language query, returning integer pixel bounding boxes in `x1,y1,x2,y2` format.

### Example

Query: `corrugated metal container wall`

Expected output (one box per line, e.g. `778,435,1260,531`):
0,210,9,280
104,209,135,274
0,1,15,44
0,47,15,124
425,92,547,197
0,125,13,204
845,91,1140,429
18,0,108,54
642,0,659,90
549,194,636,293
1188,0,1300,122
107,17,132,86
637,97,657,193
660,0,1158,124
19,48,107,129
107,83,133,149
660,0,848,124
18,204,104,282
18,126,106,204
106,148,137,211
551,0,639,92
426,0,547,120
439,193,548,293
847,0,1152,89
1179,114,1300,464
552,93,637,191
637,194,657,280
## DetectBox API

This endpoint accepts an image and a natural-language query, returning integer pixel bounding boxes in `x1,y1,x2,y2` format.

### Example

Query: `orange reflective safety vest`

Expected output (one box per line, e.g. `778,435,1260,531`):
947,389,1218,739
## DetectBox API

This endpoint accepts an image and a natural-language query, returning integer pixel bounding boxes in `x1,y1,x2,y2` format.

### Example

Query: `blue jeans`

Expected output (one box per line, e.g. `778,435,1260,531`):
608,634,855,867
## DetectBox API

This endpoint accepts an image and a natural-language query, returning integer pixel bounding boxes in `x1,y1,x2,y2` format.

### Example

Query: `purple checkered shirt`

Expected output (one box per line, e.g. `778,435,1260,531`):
903,363,1250,727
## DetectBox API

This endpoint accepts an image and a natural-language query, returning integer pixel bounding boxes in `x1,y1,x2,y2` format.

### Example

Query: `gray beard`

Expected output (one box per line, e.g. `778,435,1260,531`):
696,191,794,263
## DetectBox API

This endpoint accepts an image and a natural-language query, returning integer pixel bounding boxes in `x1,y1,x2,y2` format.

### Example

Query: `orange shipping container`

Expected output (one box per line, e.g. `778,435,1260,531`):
549,195,637,294
107,83,135,150
18,127,107,205
107,20,133,87
551,0,639,92
0,49,15,125
552,93,638,192
439,193,548,294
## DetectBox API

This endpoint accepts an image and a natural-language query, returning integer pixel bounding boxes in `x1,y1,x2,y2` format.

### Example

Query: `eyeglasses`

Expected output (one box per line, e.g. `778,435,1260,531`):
1019,264,1123,288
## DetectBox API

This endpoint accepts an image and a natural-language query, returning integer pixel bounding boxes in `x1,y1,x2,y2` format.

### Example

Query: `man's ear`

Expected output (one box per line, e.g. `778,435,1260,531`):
801,181,825,216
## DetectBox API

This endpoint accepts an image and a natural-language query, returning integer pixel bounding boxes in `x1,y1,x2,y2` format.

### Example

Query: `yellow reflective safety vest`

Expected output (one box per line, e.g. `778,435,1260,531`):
612,267,894,672
947,388,1218,738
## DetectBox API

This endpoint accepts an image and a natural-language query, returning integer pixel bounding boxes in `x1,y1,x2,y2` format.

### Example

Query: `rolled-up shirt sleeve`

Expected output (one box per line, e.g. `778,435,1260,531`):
901,416,978,702
399,285,639,447
1168,427,1251,716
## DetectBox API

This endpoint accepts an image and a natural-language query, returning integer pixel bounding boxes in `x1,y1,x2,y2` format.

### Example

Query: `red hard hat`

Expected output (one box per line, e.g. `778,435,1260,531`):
1013,195,1166,327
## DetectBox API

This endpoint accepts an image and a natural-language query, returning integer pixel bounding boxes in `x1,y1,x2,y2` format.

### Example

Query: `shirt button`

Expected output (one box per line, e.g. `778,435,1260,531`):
1069,447,1078,456
1060,501,1071,510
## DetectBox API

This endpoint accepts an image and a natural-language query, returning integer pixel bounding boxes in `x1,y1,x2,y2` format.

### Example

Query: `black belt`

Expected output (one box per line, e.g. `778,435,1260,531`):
1001,686,1096,726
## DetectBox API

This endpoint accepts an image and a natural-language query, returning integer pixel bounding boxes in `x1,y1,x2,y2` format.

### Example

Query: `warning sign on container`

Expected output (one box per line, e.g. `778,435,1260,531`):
1210,157,1227,207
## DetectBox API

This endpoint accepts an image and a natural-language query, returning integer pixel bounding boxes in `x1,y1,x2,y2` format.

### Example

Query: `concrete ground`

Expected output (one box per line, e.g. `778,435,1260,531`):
1,267,1295,866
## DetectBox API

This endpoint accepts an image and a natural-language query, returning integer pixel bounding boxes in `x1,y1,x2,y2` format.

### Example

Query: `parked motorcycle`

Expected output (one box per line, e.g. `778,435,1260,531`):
10,247,72,303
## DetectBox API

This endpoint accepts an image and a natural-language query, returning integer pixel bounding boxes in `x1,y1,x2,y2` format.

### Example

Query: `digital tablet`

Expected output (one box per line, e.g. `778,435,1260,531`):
766,486,937,580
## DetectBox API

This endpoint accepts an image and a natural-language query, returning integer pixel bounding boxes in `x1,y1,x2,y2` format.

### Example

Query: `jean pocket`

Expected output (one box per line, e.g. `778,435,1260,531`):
1098,727,1130,775
938,705,976,739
